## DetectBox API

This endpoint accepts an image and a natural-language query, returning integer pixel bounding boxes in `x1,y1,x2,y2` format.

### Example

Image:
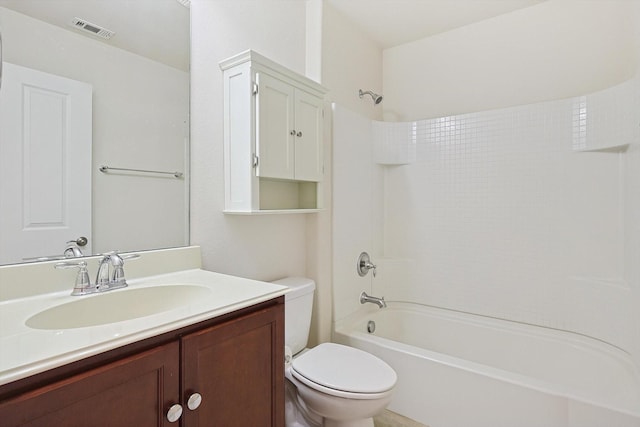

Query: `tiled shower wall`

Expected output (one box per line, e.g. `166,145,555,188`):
334,75,640,364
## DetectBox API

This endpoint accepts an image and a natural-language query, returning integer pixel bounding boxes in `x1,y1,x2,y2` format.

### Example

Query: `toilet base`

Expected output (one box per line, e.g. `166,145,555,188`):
285,379,322,427
286,371,390,427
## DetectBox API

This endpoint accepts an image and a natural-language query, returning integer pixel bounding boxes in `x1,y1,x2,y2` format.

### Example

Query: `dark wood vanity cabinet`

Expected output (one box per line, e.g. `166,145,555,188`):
182,305,284,426
0,298,285,427
0,342,180,427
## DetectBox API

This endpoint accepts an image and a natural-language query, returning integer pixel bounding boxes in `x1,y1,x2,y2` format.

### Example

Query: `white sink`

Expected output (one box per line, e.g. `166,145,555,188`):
26,285,213,330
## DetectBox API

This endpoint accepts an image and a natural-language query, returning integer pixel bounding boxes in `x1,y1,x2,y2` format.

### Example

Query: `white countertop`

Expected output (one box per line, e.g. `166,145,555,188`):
0,269,287,387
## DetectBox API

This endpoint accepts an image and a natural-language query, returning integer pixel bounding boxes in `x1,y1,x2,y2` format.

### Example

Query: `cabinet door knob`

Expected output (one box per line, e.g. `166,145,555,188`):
290,130,296,136
166,403,183,423
296,131,303,137
187,392,203,410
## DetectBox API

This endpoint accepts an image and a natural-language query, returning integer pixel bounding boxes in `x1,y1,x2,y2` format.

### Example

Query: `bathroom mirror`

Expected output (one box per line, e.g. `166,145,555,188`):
0,0,190,265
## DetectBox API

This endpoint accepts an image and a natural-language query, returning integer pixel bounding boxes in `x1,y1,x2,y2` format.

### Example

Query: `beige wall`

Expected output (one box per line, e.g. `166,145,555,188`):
314,1,384,343
322,1,383,121
383,1,639,121
190,0,310,282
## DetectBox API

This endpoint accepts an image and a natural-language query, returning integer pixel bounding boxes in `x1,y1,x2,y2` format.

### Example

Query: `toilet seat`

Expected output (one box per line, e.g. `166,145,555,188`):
290,343,397,400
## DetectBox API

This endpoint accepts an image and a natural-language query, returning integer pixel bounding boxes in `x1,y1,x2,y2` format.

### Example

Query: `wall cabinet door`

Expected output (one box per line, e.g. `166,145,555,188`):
293,89,323,182
256,73,323,183
256,72,295,180
181,306,285,427
0,342,180,427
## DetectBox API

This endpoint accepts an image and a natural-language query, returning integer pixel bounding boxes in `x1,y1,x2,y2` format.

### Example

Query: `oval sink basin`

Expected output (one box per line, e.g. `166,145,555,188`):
26,285,213,330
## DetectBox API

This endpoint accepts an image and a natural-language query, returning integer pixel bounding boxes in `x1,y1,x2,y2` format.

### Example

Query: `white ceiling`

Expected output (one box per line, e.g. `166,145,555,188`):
0,0,190,71
326,0,545,49
0,0,545,71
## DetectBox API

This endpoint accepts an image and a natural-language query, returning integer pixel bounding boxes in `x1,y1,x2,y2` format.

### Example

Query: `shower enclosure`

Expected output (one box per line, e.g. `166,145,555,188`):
331,71,640,425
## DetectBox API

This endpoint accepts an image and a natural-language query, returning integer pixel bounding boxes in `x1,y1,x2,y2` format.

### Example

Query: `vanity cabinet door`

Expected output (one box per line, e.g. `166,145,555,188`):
0,341,180,427
181,304,285,427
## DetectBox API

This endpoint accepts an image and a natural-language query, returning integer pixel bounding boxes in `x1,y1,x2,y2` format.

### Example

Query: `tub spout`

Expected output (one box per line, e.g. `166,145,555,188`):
360,291,387,308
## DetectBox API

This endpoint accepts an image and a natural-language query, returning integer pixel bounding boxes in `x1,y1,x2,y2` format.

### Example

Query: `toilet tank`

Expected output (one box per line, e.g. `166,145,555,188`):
271,277,315,355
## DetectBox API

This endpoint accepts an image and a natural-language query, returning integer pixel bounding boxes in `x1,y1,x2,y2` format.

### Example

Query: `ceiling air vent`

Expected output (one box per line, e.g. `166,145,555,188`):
71,18,115,40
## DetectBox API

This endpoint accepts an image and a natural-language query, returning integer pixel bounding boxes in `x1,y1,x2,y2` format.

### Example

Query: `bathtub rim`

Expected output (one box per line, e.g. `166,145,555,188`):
334,302,640,419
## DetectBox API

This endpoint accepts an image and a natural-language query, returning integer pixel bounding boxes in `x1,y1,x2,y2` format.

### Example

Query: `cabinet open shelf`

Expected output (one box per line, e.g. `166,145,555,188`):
224,178,322,214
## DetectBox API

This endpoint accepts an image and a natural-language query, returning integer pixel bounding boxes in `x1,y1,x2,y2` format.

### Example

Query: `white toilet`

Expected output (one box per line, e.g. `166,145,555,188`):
273,277,397,427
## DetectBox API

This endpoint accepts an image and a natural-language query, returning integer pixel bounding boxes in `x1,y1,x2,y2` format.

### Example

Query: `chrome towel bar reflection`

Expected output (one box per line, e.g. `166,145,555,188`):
99,165,183,178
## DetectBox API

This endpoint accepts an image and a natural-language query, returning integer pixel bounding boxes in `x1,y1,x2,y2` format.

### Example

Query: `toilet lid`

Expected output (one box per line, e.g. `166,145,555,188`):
291,343,397,394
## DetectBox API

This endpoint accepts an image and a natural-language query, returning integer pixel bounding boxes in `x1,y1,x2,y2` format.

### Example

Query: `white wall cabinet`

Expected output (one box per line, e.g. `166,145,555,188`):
220,50,327,214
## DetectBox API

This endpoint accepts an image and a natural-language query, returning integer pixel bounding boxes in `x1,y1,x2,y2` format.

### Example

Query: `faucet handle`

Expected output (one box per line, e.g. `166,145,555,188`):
99,251,140,261
366,261,377,278
55,261,93,296
99,251,140,288
357,252,377,277
112,253,140,285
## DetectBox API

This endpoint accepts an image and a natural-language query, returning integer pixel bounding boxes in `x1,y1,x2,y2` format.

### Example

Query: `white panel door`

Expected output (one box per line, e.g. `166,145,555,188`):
293,89,323,182
255,72,295,180
0,63,92,264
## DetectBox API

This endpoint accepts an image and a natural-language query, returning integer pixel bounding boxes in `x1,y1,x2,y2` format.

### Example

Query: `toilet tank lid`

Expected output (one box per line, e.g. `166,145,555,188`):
271,277,315,301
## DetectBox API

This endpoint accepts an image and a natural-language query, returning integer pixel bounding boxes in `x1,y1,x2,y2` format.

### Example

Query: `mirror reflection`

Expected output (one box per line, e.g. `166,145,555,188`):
0,0,190,265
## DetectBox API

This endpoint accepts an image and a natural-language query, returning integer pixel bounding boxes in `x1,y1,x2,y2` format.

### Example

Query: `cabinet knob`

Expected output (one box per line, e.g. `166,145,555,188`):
166,403,183,423
187,392,203,410
296,131,303,137
290,130,296,136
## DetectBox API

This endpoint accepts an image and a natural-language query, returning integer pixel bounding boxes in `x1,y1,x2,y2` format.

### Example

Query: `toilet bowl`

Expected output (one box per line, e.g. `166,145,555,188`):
286,342,396,427
272,277,397,427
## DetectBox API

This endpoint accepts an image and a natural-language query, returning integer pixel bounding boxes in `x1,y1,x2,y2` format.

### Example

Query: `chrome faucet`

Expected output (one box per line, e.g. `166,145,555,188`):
63,242,84,258
96,252,122,289
55,251,139,296
360,291,387,308
96,251,139,290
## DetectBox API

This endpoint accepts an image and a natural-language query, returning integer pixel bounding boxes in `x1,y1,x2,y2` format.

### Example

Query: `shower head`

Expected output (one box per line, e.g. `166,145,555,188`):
359,89,383,105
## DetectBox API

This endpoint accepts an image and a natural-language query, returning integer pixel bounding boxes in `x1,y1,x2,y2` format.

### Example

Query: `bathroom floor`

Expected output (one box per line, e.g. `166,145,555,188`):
374,410,428,427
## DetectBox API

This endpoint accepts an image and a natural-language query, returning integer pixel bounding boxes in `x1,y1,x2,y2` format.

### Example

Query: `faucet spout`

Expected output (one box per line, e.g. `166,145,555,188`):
95,255,112,289
360,291,387,308
95,251,140,291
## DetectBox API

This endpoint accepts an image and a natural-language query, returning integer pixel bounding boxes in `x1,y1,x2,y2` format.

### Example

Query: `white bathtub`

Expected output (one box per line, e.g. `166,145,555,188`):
334,303,640,427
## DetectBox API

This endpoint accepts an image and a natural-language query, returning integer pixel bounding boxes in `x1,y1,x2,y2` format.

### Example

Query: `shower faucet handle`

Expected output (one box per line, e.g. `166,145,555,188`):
357,252,377,277
364,261,377,278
